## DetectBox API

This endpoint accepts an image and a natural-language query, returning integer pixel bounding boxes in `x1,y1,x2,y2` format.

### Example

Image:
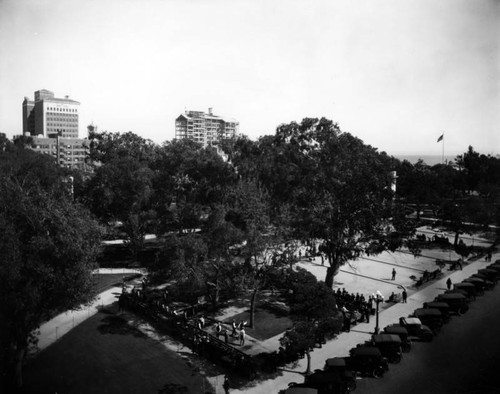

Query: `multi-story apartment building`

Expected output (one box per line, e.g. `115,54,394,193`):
21,90,88,169
22,89,80,138
175,108,239,147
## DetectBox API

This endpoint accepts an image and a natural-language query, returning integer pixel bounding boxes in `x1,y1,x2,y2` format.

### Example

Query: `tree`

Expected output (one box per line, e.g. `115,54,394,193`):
279,321,317,375
0,152,101,391
226,179,272,328
280,268,340,375
87,130,158,165
269,118,395,287
84,156,155,258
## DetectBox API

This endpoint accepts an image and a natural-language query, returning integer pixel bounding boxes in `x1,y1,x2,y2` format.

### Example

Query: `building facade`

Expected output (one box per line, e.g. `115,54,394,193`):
175,108,239,147
23,89,80,138
30,136,90,169
21,89,88,169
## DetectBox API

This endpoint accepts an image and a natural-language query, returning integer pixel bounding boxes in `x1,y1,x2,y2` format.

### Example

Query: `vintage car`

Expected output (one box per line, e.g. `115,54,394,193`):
346,346,389,378
383,325,411,352
423,301,451,322
412,308,444,333
395,317,434,342
323,357,357,392
370,334,403,364
454,282,477,299
300,368,354,394
435,293,469,315
471,273,495,289
463,277,487,294
445,288,470,300
477,268,500,283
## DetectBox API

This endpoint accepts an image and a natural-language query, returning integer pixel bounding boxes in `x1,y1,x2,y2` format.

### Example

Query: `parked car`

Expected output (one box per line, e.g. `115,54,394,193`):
477,268,500,283
383,325,411,352
445,288,470,300
454,282,477,299
323,357,357,392
463,277,487,294
370,334,403,364
346,346,389,378
394,317,434,342
423,301,451,322
301,369,353,394
471,273,495,289
412,308,444,333
435,293,469,315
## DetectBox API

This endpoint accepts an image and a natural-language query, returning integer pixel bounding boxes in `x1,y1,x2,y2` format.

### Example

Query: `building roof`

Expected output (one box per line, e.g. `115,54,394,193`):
42,97,80,104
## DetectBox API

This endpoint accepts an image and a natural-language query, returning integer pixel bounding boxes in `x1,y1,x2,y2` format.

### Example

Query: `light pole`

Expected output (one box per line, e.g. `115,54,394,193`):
373,291,384,334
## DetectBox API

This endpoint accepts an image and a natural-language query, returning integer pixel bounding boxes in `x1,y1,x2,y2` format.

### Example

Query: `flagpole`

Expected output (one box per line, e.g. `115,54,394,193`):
442,132,445,164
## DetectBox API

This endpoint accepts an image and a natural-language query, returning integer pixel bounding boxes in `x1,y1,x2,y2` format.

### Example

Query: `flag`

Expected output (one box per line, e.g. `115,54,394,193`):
437,134,444,143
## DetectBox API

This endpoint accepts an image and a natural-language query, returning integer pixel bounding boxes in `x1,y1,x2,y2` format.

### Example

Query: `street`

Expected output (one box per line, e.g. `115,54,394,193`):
355,283,500,394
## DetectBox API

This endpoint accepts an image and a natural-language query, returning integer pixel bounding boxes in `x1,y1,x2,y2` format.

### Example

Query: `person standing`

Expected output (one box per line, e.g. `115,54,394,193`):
239,328,246,346
215,322,222,338
402,289,407,303
231,319,237,337
446,278,452,290
223,375,230,394
392,268,397,280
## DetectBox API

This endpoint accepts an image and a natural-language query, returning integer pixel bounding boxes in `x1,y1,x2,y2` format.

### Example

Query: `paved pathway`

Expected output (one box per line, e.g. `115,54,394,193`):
228,252,498,394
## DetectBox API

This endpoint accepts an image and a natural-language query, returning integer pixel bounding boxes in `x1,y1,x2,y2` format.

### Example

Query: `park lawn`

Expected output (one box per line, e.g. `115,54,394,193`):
23,310,210,394
226,307,292,341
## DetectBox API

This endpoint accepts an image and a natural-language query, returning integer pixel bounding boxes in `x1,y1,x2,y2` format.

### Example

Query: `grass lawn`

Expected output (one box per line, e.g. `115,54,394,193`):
225,307,292,341
23,309,211,394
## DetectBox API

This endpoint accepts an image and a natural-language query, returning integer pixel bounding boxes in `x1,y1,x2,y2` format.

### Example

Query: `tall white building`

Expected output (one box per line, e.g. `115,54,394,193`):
175,108,239,147
21,89,88,169
22,89,80,138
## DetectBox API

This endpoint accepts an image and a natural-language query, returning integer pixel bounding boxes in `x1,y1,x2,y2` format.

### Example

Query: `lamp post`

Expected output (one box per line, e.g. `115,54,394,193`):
373,291,384,334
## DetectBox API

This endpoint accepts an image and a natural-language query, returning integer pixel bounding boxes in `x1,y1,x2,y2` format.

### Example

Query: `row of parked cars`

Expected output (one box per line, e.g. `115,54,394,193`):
281,259,500,394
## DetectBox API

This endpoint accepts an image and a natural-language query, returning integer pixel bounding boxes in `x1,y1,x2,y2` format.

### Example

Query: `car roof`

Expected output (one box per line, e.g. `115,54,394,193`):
286,388,318,394
424,302,449,308
351,346,382,356
437,293,466,300
373,334,402,343
402,317,422,325
325,358,346,367
415,308,442,316
384,326,408,335
455,282,474,287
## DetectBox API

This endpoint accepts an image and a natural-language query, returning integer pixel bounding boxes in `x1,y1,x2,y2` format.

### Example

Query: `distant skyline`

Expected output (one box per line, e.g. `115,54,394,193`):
0,0,498,157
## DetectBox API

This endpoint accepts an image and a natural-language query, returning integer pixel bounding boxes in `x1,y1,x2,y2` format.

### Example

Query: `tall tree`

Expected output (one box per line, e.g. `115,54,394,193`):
0,149,101,391
271,118,395,287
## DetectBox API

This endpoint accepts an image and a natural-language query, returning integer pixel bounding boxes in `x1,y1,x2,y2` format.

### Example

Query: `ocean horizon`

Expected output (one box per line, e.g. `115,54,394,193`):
393,154,457,166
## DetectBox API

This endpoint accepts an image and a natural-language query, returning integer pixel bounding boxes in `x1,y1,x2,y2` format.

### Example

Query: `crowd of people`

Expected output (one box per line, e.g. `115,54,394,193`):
335,287,407,332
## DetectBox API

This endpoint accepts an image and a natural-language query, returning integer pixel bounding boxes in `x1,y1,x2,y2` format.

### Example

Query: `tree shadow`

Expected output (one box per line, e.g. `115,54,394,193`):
97,314,147,338
158,383,189,394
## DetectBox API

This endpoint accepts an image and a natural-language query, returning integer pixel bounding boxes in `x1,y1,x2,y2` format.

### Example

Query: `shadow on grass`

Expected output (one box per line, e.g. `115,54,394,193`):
158,383,189,394
97,314,147,338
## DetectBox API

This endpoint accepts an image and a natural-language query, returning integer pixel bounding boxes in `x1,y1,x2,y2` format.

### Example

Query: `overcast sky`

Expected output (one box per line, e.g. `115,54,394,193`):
0,0,498,156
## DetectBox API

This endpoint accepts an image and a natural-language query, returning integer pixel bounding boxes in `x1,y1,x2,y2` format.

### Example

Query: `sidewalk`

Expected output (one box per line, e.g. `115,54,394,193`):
228,253,497,394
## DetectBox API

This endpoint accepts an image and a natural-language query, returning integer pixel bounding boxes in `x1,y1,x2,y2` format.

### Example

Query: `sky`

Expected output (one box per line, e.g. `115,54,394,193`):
0,0,499,157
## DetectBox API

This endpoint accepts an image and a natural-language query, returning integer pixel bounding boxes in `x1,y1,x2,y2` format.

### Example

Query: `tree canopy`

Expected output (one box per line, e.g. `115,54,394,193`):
0,146,102,390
